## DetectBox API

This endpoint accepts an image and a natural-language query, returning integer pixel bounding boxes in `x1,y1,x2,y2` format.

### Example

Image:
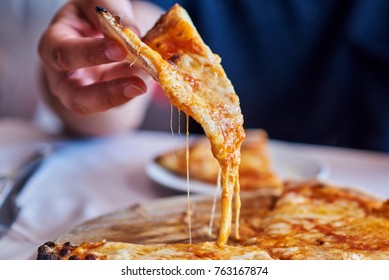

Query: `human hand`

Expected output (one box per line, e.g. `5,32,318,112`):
38,0,150,115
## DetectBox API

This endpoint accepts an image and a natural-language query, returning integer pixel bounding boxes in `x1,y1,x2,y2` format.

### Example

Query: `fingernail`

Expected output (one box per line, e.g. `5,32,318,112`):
105,43,126,61
123,84,146,98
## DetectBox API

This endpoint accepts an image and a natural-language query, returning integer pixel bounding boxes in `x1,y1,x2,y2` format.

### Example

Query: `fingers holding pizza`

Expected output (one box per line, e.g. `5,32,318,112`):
38,0,163,136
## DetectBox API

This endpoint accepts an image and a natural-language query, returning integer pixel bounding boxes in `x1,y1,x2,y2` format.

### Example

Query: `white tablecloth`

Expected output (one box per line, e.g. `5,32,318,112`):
1,118,389,259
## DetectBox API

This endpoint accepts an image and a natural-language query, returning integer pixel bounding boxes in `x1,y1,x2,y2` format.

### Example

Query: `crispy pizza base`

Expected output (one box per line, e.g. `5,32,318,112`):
156,129,283,193
96,4,245,246
37,181,389,260
37,241,273,260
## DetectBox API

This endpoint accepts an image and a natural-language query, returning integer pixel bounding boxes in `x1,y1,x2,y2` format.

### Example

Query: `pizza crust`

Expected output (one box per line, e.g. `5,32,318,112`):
37,240,274,260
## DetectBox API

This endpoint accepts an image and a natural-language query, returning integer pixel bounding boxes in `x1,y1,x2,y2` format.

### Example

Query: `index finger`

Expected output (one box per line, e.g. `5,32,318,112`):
39,27,127,71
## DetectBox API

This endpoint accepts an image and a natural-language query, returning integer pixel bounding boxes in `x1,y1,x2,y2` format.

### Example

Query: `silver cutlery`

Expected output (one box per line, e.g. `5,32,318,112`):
0,144,52,239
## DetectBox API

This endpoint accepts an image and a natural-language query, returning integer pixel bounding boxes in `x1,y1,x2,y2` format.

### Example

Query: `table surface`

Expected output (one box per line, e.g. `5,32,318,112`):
1,118,389,260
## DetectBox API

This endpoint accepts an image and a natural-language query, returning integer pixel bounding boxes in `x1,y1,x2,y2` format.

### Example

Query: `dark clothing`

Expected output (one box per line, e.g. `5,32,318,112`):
150,0,389,152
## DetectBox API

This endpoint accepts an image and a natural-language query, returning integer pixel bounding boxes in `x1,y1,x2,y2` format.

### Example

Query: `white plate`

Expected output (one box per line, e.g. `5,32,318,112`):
146,141,330,196
269,142,330,181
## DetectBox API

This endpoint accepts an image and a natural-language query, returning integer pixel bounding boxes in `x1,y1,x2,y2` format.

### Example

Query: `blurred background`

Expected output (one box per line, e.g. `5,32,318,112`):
0,0,65,132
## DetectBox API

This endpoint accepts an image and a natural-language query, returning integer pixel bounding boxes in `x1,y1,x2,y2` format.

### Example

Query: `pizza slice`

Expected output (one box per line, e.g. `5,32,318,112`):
156,129,282,193
96,4,245,246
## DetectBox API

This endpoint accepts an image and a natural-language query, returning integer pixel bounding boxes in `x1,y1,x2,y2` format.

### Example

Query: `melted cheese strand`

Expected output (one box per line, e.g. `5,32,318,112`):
177,110,181,135
170,104,174,135
234,174,241,240
218,168,232,246
129,45,142,67
208,167,222,236
185,114,192,244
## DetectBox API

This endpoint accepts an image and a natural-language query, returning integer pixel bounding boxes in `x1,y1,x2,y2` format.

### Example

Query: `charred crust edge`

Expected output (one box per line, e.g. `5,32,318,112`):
95,6,107,13
37,243,61,260
95,6,123,29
